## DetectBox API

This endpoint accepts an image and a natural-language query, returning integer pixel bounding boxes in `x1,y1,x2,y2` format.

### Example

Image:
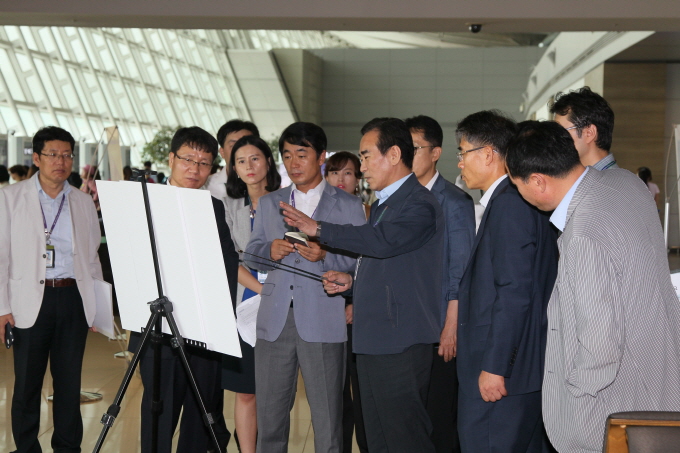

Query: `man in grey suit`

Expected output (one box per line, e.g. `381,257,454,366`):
245,122,366,453
506,121,680,453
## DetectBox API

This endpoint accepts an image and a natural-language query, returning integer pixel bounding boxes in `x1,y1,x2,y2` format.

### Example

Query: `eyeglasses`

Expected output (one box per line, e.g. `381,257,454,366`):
414,145,435,152
564,125,579,131
173,152,212,170
456,146,485,162
40,152,74,161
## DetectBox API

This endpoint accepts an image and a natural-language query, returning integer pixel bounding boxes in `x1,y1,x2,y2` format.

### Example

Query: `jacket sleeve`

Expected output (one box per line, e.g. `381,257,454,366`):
85,195,103,281
321,195,437,259
481,193,537,377
245,195,278,271
214,198,239,304
0,189,10,316
317,197,367,273
564,236,624,397
443,190,475,301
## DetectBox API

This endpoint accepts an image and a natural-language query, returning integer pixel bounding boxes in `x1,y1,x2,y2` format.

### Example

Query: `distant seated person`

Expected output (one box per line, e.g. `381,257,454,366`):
0,165,9,188
143,161,156,182
123,165,133,182
637,166,660,204
156,171,167,184
68,171,82,189
9,164,28,182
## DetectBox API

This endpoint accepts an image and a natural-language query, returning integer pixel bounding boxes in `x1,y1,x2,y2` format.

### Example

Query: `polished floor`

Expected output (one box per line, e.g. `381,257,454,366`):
0,331,362,452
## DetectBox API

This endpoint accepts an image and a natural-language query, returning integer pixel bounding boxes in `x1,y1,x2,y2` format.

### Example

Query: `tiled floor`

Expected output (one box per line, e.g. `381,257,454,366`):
0,332,360,452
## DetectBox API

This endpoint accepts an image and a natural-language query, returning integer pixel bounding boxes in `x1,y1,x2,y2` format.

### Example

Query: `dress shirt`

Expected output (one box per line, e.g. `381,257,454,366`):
205,166,228,201
36,173,75,279
550,167,589,232
592,153,618,171
424,171,439,191
479,174,508,208
290,179,326,218
375,173,412,205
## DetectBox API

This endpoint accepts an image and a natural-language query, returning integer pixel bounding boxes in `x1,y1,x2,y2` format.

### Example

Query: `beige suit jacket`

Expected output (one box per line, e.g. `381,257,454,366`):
0,174,103,328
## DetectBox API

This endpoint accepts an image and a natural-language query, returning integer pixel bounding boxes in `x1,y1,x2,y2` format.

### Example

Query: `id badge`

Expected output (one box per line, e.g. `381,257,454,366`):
46,244,55,268
257,271,268,284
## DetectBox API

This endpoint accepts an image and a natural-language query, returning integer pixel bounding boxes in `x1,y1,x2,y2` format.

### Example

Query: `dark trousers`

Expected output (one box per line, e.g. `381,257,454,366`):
357,343,435,453
138,342,230,453
427,349,461,453
342,324,368,453
12,286,89,453
458,390,552,453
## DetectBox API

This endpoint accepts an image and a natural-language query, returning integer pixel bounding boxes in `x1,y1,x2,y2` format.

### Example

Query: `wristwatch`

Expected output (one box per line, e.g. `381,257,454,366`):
315,221,322,238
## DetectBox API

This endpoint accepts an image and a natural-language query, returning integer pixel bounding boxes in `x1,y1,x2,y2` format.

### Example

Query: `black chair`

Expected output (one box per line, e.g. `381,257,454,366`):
604,411,680,453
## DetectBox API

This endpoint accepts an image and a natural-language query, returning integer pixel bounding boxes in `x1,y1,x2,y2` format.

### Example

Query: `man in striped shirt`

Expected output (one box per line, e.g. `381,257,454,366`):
507,120,680,453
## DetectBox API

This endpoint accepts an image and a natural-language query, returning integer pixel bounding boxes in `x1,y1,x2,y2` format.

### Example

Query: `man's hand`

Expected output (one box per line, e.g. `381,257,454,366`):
295,241,326,262
322,271,352,294
0,313,15,341
280,202,318,237
89,326,98,333
271,239,295,261
438,323,457,362
345,304,354,324
478,370,507,402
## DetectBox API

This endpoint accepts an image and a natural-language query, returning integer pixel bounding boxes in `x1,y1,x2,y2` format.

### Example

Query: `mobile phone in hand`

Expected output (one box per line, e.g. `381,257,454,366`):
5,321,14,349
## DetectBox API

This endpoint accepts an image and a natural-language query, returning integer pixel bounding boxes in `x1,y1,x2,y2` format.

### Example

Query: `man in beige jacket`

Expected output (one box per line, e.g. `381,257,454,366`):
0,126,103,453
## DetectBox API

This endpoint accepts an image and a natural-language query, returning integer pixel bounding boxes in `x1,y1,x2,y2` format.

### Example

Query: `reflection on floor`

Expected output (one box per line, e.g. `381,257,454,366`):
0,332,361,452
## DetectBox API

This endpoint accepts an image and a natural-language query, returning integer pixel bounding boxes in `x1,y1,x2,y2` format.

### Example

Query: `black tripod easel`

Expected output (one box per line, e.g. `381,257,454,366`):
92,170,222,453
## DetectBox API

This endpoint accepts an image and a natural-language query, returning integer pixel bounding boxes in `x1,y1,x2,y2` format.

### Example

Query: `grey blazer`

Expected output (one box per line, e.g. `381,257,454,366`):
223,194,255,307
245,183,366,343
542,168,680,453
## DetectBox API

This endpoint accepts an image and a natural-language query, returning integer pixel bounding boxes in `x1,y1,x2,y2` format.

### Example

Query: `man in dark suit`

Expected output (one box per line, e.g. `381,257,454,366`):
405,115,475,453
455,111,558,453
130,127,238,453
281,117,444,453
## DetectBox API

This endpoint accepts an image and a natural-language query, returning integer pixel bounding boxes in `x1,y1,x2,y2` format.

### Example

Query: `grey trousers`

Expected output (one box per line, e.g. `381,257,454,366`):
255,307,345,453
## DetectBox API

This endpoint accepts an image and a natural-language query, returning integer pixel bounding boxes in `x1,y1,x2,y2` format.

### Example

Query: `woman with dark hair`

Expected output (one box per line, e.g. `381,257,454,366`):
323,151,370,453
9,164,27,182
222,134,280,453
638,166,660,204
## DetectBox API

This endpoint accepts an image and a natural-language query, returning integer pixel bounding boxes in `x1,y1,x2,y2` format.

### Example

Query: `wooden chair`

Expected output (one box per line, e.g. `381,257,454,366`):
604,411,680,453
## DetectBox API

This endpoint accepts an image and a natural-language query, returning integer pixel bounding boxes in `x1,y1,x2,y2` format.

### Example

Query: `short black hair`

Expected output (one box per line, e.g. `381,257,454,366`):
9,164,27,178
324,151,362,178
360,117,415,169
226,135,281,199
404,115,443,148
170,126,218,160
455,110,516,159
32,126,75,155
216,120,260,148
144,161,152,168
549,86,614,152
506,120,582,182
0,165,9,183
279,122,327,158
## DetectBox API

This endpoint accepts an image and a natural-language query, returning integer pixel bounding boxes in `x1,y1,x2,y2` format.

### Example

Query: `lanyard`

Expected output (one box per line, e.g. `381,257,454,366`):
373,205,388,227
600,160,617,170
40,194,66,244
290,190,317,220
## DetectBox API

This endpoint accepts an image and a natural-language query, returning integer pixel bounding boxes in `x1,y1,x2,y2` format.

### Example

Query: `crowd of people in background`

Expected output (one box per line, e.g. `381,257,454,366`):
2,86,680,453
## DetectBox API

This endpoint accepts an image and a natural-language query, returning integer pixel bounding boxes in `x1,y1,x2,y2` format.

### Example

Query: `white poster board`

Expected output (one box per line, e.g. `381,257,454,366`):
97,181,241,357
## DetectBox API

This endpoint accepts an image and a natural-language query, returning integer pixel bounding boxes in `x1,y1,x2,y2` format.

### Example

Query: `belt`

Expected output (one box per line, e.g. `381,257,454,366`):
44,278,77,287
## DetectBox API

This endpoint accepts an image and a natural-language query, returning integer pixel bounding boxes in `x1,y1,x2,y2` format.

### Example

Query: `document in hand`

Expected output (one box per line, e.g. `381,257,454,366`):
92,279,115,339
97,181,241,358
236,295,260,348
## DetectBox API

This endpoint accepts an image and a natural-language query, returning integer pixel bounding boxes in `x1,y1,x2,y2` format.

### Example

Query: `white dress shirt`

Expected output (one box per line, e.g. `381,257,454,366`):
290,179,326,218
424,171,440,191
35,173,75,279
205,166,228,201
479,174,508,208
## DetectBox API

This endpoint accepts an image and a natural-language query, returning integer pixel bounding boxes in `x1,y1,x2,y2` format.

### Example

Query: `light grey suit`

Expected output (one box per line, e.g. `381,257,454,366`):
223,194,255,307
543,168,680,453
246,182,366,453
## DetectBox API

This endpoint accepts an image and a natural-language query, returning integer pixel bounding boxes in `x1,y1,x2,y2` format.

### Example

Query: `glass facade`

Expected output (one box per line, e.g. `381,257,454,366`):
0,26,347,150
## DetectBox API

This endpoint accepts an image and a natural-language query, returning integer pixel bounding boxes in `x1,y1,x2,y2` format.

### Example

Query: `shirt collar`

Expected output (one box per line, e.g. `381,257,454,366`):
550,167,589,232
593,153,616,171
34,171,71,199
479,174,507,208
375,173,412,205
291,178,326,196
424,171,440,191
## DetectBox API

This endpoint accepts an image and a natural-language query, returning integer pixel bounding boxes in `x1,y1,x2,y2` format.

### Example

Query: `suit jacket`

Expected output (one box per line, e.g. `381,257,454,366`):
223,194,254,308
0,174,103,328
431,175,475,328
543,168,680,453
457,177,558,397
321,174,444,355
245,183,366,343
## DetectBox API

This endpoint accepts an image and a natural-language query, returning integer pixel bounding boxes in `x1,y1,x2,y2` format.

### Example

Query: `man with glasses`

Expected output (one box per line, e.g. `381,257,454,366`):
0,126,103,452
132,127,239,452
455,111,558,453
405,114,475,453
550,86,618,171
